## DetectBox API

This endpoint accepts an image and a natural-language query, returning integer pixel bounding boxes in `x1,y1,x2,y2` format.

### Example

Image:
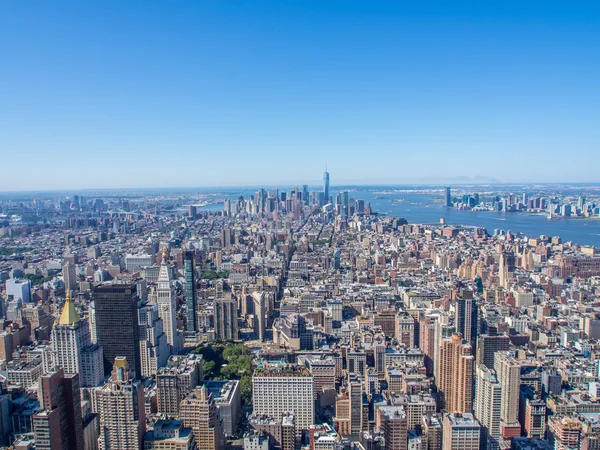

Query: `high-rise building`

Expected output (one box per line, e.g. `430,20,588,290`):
180,386,224,450
138,302,169,378
62,262,77,292
323,168,330,205
252,368,315,431
94,357,146,450
348,373,363,435
51,292,88,377
442,413,481,450
184,251,197,341
438,333,474,413
455,290,478,347
476,333,511,370
474,364,502,450
495,351,521,438
214,298,239,340
421,414,443,450
157,354,203,416
158,249,179,355
252,292,266,342
445,187,452,208
93,283,141,378
33,368,84,450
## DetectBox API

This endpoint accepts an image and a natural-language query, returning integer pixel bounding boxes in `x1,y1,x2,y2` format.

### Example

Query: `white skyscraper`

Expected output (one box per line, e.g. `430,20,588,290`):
138,302,169,378
475,364,502,450
157,249,178,355
51,293,89,376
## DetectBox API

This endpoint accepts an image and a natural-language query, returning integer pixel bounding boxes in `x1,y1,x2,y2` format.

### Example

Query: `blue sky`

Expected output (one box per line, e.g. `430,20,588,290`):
1,1,599,190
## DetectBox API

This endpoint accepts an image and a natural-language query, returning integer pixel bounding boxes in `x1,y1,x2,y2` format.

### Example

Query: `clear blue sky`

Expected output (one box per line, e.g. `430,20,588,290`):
1,1,599,190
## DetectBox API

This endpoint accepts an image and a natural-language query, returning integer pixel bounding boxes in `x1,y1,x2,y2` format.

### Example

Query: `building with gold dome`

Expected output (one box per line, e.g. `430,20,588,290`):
51,293,104,387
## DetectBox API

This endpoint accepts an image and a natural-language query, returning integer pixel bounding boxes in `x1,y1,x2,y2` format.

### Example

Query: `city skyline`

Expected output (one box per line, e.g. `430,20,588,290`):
1,1,599,190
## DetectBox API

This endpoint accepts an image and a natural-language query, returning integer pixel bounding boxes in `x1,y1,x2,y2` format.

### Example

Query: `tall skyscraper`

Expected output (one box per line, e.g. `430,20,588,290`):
455,290,478,347
158,249,178,355
184,251,197,341
93,283,141,377
445,187,452,207
323,168,330,204
495,351,521,438
214,298,239,341
474,364,502,450
62,262,77,292
33,368,84,450
476,333,511,370
138,302,169,378
252,367,315,431
438,333,474,413
94,357,146,450
252,292,266,342
51,292,89,377
180,386,224,450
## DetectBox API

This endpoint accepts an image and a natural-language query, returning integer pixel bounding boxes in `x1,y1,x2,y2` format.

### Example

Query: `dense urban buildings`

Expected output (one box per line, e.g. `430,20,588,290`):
2,177,600,449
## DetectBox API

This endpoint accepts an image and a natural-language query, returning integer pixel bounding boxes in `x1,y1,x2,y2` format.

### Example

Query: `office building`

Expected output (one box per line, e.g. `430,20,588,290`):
138,302,169,378
180,386,224,450
158,250,178,355
396,313,416,348
51,292,90,378
157,354,203,416
445,187,452,207
476,333,511,370
249,413,296,450
438,333,473,413
33,369,84,450
62,262,77,292
455,290,477,346
80,344,104,388
442,413,481,450
94,357,146,450
93,283,141,377
184,251,197,341
5,278,31,303
252,368,314,431
214,298,239,340
205,380,242,437
323,168,330,204
252,292,266,342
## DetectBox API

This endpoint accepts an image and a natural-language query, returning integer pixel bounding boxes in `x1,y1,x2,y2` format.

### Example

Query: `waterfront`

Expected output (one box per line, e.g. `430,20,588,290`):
201,186,600,247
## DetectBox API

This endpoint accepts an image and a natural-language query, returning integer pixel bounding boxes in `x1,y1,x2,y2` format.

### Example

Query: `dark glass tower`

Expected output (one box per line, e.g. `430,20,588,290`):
184,251,197,340
93,283,141,378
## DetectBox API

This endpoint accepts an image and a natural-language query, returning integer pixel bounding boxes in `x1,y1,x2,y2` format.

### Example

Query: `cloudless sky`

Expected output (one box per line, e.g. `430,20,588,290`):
1,1,599,190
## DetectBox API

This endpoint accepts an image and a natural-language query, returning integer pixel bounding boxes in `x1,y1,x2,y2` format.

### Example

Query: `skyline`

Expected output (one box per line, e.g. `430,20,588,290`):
2,1,599,190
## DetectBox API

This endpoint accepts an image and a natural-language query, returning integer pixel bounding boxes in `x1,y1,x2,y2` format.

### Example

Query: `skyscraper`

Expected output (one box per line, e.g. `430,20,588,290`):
180,386,224,450
455,290,478,348
157,354,203,416
474,364,502,450
438,333,474,413
94,357,146,450
51,292,89,377
445,187,452,207
158,248,178,355
495,351,521,438
33,368,84,450
214,298,239,341
62,262,77,292
323,168,330,205
93,283,141,377
184,251,197,341
138,302,169,378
